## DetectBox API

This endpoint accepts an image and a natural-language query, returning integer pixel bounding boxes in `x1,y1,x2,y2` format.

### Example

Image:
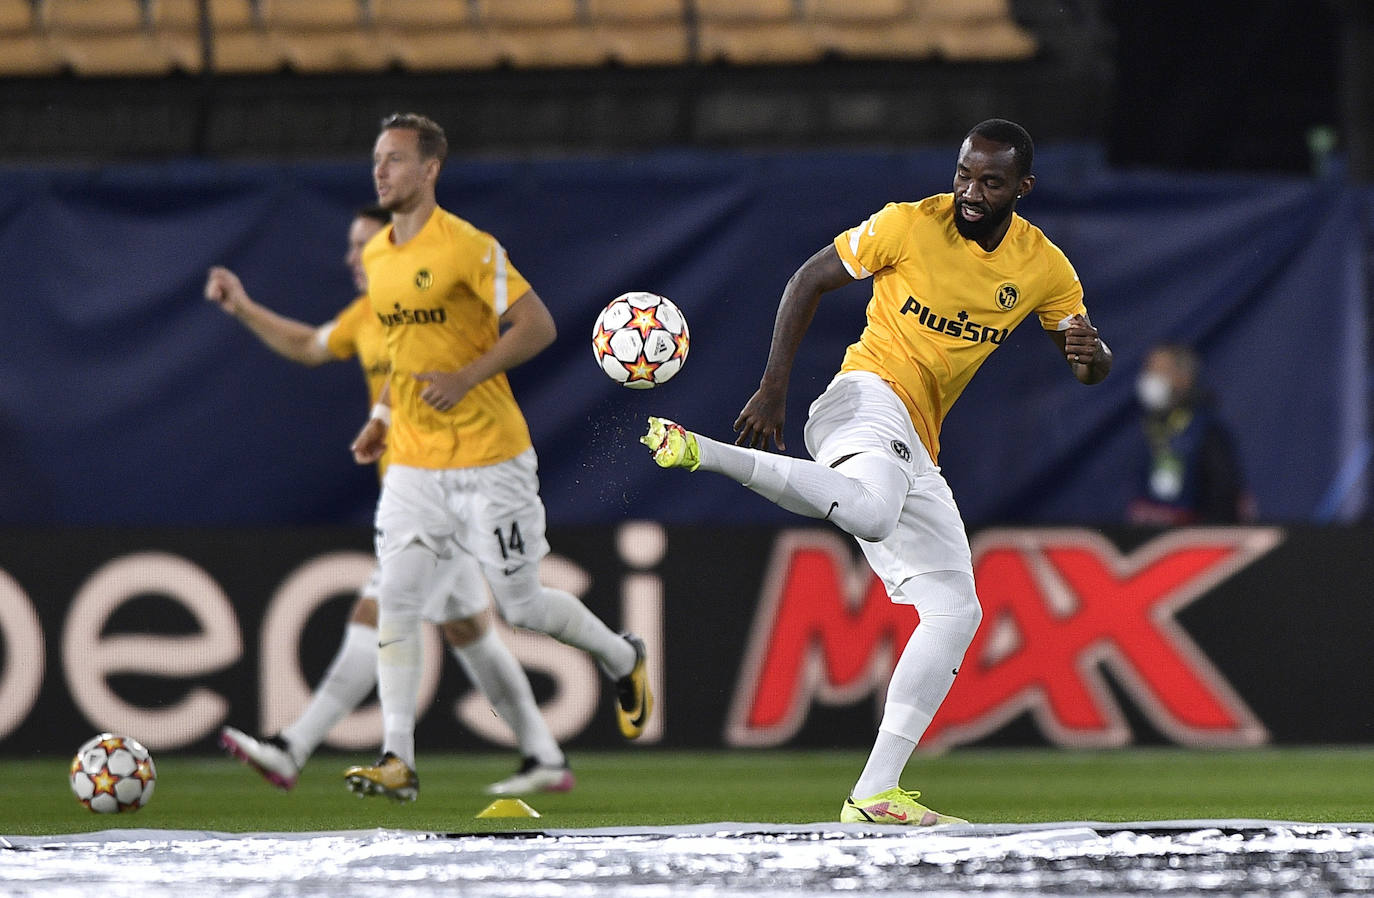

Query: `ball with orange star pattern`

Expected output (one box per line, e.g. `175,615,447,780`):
591,291,690,389
70,733,156,813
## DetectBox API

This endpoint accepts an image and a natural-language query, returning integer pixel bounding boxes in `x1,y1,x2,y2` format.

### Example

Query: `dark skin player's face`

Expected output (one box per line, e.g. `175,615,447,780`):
951,134,1034,251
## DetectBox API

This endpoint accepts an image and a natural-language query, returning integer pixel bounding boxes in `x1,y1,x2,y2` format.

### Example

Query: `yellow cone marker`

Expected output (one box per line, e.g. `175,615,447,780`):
476,798,540,819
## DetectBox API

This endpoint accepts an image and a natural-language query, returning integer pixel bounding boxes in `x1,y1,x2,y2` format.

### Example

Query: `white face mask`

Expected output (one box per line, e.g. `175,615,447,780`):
1136,372,1173,411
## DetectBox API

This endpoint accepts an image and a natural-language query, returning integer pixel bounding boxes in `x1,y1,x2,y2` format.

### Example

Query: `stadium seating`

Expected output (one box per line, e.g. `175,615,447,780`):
0,0,33,31
474,0,610,69
921,0,1037,61
695,0,822,66
0,0,62,75
152,0,290,74
372,0,502,71
588,0,691,67
258,0,389,73
41,0,196,75
0,0,1038,77
803,0,937,61
371,0,470,30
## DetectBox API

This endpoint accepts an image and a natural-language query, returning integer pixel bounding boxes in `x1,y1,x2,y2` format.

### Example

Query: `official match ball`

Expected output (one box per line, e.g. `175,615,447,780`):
591,291,690,389
70,733,156,813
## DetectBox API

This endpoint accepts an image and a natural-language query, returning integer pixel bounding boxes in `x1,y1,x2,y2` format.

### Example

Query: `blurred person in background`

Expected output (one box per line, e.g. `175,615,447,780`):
1128,343,1255,525
206,205,575,798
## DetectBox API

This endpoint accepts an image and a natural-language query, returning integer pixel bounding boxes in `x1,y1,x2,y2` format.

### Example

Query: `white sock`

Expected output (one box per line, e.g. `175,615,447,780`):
696,435,907,542
377,542,434,769
852,569,983,797
451,630,563,767
852,730,917,799
494,572,636,679
694,434,755,482
280,622,378,768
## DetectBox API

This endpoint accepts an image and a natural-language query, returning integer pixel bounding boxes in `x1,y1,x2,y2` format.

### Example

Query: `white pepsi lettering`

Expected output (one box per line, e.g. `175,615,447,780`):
3,542,669,752
0,568,43,740
258,551,444,749
461,553,600,744
63,553,242,750
617,521,667,743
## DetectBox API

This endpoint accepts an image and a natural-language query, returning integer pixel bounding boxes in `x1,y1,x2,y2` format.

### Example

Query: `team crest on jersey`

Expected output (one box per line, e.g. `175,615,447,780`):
414,269,434,290
890,440,911,462
995,282,1019,310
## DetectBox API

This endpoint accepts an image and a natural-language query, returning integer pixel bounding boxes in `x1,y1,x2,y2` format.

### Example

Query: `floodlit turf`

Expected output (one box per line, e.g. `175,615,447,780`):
8,747,1374,836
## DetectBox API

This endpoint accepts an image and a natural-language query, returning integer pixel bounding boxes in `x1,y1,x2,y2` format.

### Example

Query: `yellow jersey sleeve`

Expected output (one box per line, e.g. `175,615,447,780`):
317,294,393,479
320,295,365,361
320,295,392,407
833,194,1088,463
1031,242,1087,332
835,202,915,279
364,208,535,470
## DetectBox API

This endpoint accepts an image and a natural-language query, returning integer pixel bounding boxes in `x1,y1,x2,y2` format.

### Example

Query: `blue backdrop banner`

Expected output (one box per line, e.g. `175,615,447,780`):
1,148,1368,527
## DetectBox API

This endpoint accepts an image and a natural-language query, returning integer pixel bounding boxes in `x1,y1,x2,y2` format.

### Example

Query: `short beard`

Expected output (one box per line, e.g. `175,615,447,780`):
953,198,1015,242
376,185,416,214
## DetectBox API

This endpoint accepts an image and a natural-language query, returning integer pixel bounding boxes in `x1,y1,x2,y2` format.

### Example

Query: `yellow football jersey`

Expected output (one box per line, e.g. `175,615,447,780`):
364,207,534,469
319,294,392,477
833,194,1086,463
321,294,390,406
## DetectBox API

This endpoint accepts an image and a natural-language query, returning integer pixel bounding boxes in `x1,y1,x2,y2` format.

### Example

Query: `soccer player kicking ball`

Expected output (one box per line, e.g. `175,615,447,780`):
348,112,651,802
207,208,574,797
643,119,1111,825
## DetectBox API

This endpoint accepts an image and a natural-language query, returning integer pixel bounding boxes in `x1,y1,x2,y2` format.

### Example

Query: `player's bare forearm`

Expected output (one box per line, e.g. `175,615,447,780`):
239,303,328,366
763,247,852,383
734,283,817,450
477,290,557,380
415,290,555,411
735,246,854,450
205,267,328,366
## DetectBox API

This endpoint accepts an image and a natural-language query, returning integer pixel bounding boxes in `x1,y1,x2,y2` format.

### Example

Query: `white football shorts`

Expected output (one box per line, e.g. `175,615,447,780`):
374,448,551,616
804,370,974,599
359,551,489,623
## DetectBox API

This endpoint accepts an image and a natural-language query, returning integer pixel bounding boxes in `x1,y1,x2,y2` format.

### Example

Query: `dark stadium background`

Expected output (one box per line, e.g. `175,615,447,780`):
2,0,1368,531
2,0,1373,756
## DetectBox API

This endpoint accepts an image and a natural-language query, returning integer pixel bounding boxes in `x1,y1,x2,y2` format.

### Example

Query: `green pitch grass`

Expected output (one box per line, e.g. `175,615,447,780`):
8,747,1374,837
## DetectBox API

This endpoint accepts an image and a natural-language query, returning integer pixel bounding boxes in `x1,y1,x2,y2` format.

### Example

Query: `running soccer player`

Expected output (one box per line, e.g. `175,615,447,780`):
642,119,1112,825
206,207,573,797
346,112,651,801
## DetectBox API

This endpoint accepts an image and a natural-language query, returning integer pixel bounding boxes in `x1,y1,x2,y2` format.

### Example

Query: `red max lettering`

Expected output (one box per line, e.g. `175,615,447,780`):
727,532,911,747
926,528,1281,749
726,527,1283,749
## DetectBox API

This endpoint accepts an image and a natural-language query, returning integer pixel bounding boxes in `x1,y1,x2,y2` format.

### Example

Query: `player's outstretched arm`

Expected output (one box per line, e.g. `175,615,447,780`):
1049,314,1112,385
414,288,557,412
734,245,854,451
204,266,333,367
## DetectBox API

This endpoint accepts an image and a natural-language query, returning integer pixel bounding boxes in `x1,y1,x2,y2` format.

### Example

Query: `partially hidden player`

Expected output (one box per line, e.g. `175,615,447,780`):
207,206,575,797
642,119,1111,825
347,113,651,801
